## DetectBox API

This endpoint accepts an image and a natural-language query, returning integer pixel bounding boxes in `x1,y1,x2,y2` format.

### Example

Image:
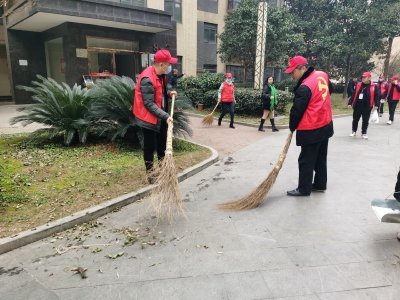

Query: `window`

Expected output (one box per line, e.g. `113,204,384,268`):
165,0,182,23
204,23,217,44
204,64,217,73
105,0,147,7
226,65,244,83
173,56,183,74
228,0,242,10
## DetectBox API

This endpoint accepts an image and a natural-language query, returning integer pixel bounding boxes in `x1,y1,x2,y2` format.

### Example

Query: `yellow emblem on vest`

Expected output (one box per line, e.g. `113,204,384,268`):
317,77,328,101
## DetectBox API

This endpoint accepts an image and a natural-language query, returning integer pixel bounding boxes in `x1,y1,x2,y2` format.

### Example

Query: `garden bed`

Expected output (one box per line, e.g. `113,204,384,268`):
0,134,211,238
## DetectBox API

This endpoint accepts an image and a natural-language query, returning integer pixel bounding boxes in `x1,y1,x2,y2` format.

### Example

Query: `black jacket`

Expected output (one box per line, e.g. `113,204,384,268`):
386,82,400,101
289,67,334,146
261,83,275,106
347,82,380,108
167,74,184,88
135,75,171,133
347,80,357,98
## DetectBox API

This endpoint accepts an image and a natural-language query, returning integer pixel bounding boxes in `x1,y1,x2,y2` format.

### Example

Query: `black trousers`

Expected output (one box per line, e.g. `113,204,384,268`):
395,170,400,201
220,102,234,123
298,138,329,195
388,100,398,121
142,122,168,171
379,102,384,114
352,106,371,134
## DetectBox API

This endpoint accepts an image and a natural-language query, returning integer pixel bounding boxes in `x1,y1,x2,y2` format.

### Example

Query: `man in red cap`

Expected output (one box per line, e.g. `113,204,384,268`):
284,56,334,196
133,50,177,184
218,73,237,128
377,75,387,117
385,75,400,125
347,72,379,139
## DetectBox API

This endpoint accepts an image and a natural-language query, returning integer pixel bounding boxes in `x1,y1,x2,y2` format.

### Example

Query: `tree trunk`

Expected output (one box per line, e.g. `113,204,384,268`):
342,54,351,107
383,37,393,80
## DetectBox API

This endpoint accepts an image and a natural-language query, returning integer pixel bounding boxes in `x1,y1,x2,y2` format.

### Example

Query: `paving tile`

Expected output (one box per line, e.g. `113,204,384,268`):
284,246,331,267
139,255,180,281
368,260,400,284
301,229,343,245
1,280,59,300
376,239,400,257
316,243,364,264
261,268,314,298
329,225,372,242
222,271,274,300
335,262,392,289
135,278,183,300
269,228,312,247
180,275,229,300
299,266,354,294
316,286,393,300
348,240,394,261
207,234,248,252
239,232,278,250
178,252,221,277
358,224,400,241
274,296,320,300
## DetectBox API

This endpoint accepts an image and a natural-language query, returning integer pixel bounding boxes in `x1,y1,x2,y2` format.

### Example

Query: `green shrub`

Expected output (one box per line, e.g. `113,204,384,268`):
276,78,297,93
10,75,94,145
331,83,345,94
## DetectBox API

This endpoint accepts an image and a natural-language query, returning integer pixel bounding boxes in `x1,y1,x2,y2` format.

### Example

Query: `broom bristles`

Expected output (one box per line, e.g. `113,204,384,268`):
201,113,215,126
219,132,293,211
149,153,186,224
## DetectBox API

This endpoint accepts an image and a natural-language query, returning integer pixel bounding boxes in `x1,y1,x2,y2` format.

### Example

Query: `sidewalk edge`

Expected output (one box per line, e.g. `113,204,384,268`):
0,142,219,255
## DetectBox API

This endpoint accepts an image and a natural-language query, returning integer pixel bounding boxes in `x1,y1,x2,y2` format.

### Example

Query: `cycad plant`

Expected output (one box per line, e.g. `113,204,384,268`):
90,76,193,146
9,75,94,145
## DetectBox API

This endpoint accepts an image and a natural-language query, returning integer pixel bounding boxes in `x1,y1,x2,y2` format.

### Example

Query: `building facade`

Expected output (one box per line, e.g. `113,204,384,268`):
1,0,284,104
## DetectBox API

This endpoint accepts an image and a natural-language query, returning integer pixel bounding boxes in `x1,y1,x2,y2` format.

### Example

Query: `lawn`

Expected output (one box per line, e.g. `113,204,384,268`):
184,93,399,125
0,134,211,238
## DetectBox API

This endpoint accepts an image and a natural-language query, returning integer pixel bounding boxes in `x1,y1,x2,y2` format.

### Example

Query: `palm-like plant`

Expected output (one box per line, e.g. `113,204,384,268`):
90,76,193,146
9,75,94,145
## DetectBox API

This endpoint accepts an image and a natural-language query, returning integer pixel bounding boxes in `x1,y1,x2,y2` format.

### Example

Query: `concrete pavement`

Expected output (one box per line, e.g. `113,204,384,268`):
1,112,400,299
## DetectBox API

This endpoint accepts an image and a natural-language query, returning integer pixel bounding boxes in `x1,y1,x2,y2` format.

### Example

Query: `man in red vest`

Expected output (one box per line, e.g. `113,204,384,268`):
133,50,177,184
386,75,400,125
218,73,237,128
377,75,387,117
285,56,334,196
347,72,379,139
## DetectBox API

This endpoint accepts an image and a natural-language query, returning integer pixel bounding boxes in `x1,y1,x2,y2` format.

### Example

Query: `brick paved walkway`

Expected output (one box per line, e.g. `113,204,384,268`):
184,116,274,158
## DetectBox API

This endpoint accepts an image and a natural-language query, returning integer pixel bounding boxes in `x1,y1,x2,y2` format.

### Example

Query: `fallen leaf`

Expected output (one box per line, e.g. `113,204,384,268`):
204,246,209,249
91,248,102,253
64,267,69,272
71,267,87,279
50,239,56,243
107,251,125,259
149,263,161,267
98,269,103,273
116,271,119,278
196,245,202,248
49,273,53,276
218,252,223,254
394,254,400,259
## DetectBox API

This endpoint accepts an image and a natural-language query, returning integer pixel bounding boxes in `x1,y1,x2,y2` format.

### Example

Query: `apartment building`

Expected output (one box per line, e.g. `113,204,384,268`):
0,0,283,104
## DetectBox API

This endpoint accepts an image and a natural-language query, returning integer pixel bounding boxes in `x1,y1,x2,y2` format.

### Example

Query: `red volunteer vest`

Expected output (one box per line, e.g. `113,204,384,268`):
386,83,400,101
352,82,376,107
298,70,332,130
221,82,234,102
377,82,386,96
133,66,163,124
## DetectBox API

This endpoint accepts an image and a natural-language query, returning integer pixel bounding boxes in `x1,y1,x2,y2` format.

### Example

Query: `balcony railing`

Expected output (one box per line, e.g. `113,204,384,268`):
104,0,147,7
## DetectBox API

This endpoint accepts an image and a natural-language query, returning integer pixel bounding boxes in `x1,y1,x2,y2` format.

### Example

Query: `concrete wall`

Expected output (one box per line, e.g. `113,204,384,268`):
147,0,164,10
197,0,218,14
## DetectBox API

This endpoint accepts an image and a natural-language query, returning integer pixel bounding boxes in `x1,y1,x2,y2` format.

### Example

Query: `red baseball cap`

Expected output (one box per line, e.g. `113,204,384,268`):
284,56,308,73
154,50,178,64
361,72,372,77
379,75,385,79
390,75,399,80
226,73,232,78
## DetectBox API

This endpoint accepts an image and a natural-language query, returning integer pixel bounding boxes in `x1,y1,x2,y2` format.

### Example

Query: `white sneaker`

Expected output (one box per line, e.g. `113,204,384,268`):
349,132,356,137
387,120,392,125
361,134,368,140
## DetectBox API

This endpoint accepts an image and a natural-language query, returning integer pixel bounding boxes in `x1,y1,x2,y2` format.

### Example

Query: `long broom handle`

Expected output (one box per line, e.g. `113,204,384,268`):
165,94,176,155
211,100,221,114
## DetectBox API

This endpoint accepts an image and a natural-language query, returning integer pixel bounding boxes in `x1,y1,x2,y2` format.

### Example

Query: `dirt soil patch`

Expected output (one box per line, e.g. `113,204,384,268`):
0,134,211,238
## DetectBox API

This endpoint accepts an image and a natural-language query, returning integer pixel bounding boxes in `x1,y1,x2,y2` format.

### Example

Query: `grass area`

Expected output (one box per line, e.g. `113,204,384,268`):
184,93,390,125
0,134,211,238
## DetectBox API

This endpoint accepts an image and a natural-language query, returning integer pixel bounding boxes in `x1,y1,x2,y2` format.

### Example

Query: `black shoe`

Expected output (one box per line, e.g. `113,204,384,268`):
395,192,400,202
258,128,265,132
259,118,265,132
218,118,222,126
287,188,310,196
272,126,279,132
312,185,326,192
230,125,235,129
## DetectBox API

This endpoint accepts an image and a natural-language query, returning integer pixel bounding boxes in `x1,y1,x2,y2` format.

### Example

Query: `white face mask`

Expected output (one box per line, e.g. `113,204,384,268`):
226,79,232,84
162,64,172,75
379,79,383,82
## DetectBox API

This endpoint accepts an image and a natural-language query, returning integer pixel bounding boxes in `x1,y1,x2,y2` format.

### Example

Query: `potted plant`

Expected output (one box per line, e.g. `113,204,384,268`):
198,103,204,111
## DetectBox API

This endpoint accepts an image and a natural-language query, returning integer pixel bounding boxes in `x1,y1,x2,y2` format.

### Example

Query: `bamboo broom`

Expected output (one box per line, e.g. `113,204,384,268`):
201,101,220,126
149,95,185,223
219,132,293,211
